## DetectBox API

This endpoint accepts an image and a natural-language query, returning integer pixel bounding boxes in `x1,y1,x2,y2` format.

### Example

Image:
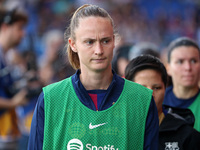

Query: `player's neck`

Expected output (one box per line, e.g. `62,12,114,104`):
80,68,113,90
173,85,199,99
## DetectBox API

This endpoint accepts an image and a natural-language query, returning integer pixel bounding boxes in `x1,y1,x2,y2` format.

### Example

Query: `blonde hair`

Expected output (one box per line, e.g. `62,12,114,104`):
64,4,115,69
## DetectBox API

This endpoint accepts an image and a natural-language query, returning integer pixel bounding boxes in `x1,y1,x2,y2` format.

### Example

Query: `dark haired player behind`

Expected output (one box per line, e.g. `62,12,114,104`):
125,55,200,150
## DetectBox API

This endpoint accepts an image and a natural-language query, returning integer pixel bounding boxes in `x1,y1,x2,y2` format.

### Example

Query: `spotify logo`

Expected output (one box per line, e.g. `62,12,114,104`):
67,139,83,150
67,138,119,150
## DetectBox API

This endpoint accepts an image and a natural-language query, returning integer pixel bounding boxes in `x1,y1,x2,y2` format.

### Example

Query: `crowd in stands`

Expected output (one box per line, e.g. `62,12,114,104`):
2,0,198,82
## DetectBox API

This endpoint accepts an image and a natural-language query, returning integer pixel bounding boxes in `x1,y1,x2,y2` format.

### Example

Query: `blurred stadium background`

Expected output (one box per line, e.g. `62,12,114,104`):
2,0,200,57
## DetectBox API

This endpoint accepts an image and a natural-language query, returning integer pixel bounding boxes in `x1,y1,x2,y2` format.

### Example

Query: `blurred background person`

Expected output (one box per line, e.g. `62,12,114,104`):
11,50,43,150
163,37,200,132
39,29,75,86
112,43,132,77
112,42,160,77
128,42,160,60
0,6,28,150
125,55,200,150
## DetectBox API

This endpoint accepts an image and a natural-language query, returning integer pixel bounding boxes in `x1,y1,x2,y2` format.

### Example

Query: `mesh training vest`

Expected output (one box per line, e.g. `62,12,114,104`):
189,93,200,132
43,77,152,150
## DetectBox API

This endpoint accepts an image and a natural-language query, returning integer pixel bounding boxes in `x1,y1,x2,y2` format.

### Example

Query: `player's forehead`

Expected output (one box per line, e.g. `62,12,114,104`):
171,46,200,59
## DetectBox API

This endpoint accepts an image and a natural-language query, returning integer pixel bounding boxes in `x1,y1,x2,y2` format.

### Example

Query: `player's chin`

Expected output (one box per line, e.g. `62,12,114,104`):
182,81,198,88
92,65,109,73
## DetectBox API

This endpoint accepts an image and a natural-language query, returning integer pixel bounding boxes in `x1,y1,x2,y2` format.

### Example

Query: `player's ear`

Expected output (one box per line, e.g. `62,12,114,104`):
68,38,77,52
